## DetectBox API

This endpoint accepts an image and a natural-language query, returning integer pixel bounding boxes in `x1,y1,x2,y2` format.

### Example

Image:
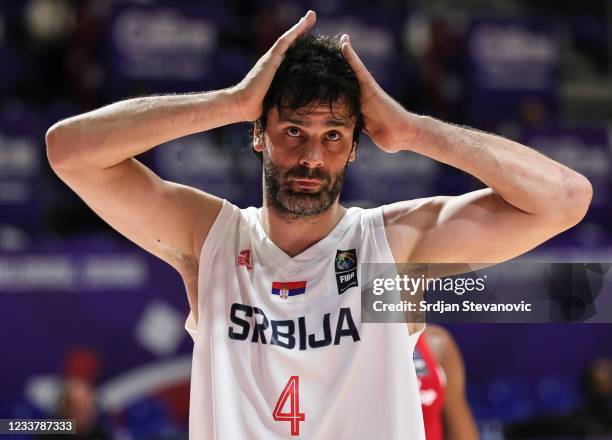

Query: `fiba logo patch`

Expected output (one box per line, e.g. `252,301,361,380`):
335,249,358,294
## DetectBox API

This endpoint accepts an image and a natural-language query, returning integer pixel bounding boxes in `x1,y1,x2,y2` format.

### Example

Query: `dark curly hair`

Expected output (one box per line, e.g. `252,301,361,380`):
252,34,364,161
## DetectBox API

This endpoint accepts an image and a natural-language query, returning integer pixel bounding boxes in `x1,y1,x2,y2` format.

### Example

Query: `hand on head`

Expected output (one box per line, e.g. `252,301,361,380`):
232,10,413,154
340,33,416,153
232,11,317,122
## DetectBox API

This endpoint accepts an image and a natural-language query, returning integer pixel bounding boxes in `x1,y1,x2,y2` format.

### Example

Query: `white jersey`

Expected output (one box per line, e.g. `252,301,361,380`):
185,200,425,439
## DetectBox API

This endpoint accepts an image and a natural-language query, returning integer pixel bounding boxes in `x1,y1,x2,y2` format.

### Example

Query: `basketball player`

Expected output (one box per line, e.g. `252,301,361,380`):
45,10,591,439
415,325,478,440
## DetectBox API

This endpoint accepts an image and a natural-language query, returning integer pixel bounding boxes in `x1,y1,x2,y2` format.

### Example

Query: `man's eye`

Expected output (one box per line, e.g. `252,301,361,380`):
326,131,341,141
286,127,301,137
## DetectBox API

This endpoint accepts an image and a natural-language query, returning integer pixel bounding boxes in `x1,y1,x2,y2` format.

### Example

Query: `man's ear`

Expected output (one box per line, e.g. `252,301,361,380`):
253,129,264,153
348,141,357,162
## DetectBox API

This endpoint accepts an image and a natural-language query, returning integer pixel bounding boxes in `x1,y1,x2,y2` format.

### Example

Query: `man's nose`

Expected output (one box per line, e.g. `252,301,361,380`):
299,138,324,169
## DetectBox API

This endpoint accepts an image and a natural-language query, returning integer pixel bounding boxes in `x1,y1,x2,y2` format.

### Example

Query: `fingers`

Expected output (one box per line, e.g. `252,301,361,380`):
291,10,316,40
273,10,316,56
340,34,374,85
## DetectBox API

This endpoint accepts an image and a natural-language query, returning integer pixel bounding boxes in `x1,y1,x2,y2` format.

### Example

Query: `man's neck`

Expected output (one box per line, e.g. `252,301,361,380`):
259,202,347,258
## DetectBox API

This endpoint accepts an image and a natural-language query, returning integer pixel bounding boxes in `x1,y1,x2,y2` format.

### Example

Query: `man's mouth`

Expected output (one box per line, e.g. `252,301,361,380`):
291,178,323,189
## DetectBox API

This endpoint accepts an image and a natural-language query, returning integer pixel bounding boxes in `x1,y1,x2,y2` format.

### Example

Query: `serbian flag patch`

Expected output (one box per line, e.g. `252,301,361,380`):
271,281,307,301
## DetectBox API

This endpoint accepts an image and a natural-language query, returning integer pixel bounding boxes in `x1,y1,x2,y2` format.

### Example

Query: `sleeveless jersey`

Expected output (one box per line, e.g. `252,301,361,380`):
186,200,425,439
414,334,446,440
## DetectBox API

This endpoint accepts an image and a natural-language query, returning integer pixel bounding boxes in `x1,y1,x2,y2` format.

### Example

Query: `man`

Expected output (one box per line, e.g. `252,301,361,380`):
39,378,110,440
46,10,591,439
415,325,478,440
505,357,612,438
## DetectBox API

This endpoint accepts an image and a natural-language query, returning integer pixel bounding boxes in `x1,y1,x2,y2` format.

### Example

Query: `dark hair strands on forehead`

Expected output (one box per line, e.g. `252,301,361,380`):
251,33,364,162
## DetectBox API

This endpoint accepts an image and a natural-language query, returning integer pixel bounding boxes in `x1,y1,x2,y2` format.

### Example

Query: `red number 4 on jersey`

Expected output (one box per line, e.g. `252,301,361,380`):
273,376,305,436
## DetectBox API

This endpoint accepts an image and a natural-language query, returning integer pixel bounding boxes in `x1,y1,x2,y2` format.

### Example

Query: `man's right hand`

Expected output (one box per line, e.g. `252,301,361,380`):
231,10,316,122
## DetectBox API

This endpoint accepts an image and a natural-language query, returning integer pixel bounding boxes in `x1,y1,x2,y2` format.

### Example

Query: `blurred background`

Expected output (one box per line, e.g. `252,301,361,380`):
0,0,611,439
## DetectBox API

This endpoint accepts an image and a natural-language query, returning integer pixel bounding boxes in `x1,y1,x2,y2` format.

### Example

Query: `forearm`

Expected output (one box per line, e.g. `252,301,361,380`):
404,115,592,217
46,88,241,169
444,400,479,440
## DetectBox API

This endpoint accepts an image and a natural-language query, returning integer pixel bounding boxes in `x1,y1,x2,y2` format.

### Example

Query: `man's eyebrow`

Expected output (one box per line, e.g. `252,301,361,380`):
278,116,353,128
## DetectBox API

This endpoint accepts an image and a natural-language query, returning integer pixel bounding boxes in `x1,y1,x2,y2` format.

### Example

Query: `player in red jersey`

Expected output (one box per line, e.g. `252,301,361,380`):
415,325,479,440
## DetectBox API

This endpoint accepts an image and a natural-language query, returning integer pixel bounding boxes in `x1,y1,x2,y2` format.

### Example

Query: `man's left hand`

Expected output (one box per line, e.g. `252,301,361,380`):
341,34,419,153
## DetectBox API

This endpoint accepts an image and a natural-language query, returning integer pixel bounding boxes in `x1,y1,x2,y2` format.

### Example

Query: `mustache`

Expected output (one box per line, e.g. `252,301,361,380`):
283,166,330,182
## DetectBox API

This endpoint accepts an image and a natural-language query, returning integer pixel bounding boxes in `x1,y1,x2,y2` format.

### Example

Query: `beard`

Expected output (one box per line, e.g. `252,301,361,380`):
263,150,348,219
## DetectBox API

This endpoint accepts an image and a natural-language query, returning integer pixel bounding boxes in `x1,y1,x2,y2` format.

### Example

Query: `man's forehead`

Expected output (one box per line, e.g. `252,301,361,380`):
275,102,354,127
